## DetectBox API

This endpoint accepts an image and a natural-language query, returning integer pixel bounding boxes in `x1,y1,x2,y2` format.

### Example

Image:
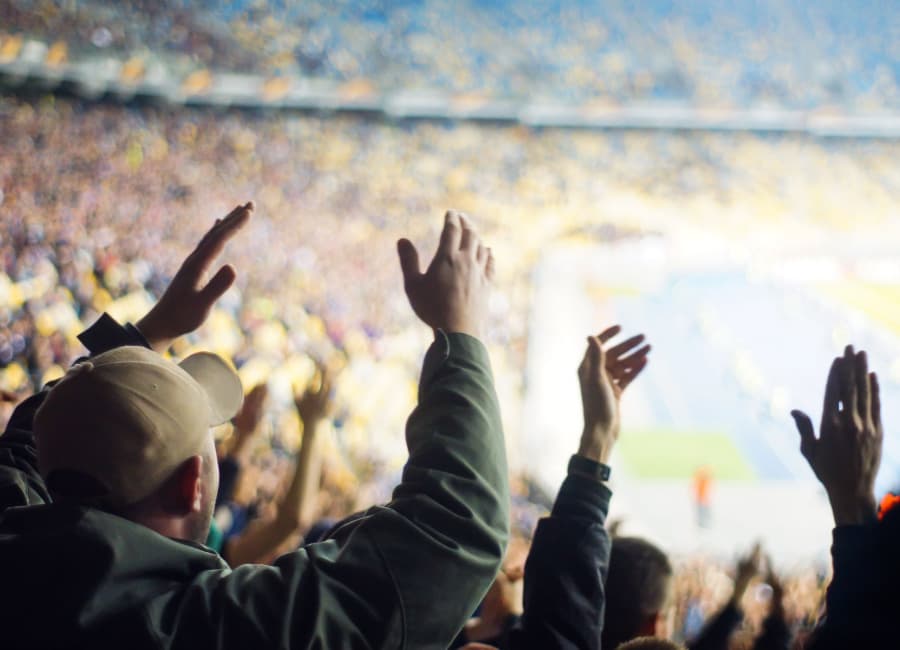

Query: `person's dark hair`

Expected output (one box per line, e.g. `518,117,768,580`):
616,636,685,650
602,536,674,650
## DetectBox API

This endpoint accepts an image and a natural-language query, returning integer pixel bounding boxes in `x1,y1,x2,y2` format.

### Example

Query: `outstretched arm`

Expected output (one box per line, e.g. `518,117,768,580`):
689,544,761,650
791,346,885,647
0,202,253,513
224,368,332,566
167,211,508,648
505,326,650,650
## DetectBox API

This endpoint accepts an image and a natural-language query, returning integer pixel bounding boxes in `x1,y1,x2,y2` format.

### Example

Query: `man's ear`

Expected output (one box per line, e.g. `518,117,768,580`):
163,455,203,515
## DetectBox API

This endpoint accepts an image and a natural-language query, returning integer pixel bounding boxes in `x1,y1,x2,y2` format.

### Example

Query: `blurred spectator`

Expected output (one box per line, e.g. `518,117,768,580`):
2,0,898,109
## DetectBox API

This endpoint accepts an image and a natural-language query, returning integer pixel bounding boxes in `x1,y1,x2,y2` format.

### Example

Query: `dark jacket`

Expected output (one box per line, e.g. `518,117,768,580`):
806,507,900,649
0,315,510,649
507,470,612,650
452,464,612,649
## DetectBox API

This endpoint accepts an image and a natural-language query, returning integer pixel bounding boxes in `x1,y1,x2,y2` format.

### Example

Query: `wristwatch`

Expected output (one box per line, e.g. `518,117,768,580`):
568,454,612,482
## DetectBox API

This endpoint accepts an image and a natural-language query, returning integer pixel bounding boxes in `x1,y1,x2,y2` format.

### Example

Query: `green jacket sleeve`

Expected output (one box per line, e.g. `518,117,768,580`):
148,331,510,650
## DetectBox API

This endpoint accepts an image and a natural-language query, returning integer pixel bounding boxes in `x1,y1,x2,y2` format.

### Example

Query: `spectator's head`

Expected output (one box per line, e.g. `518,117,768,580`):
34,346,243,543
602,536,675,650
616,637,685,650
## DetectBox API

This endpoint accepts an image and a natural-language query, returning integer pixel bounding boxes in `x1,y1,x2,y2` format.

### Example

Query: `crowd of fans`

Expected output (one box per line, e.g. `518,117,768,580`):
3,0,900,109
2,90,900,647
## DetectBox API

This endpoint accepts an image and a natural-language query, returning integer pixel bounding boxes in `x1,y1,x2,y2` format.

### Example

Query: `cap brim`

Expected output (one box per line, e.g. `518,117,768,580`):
179,352,244,425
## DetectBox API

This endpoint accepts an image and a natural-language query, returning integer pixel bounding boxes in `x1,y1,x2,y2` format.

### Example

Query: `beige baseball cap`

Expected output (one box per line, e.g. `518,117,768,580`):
34,346,243,507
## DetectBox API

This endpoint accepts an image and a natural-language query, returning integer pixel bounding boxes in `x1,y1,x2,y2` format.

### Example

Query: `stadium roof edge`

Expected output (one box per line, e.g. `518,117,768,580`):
2,48,900,139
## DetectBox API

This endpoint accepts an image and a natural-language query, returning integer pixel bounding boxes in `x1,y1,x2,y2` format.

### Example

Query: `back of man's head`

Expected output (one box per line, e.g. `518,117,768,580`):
33,346,242,541
602,536,674,650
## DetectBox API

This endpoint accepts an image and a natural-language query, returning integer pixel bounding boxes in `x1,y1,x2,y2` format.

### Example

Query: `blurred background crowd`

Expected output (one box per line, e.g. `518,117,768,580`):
2,1,900,646
3,0,900,109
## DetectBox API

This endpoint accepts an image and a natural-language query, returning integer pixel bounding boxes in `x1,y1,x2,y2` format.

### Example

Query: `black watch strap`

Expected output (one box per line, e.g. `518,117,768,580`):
568,454,611,482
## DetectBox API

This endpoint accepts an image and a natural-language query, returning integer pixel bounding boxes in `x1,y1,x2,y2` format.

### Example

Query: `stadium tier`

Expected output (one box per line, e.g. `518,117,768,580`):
3,4,900,646
2,0,900,136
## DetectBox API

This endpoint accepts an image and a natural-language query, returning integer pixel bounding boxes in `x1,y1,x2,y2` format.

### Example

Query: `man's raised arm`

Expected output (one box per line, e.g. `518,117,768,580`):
352,210,510,645
176,211,508,649
0,202,253,513
501,326,650,649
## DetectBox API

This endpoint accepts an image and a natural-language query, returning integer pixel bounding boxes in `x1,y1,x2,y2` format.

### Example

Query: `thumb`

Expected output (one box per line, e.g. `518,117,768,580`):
589,337,606,381
790,409,816,462
199,264,237,305
397,239,422,286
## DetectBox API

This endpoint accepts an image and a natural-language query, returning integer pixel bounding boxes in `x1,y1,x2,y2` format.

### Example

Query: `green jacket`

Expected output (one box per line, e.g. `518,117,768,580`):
0,315,509,649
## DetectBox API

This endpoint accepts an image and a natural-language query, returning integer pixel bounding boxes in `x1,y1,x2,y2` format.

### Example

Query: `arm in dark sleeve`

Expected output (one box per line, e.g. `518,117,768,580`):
505,460,612,650
805,525,882,649
688,602,743,650
0,314,151,511
156,331,510,649
752,611,791,650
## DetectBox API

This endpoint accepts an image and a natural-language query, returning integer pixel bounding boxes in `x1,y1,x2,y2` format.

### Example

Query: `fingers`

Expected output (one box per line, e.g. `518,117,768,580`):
590,326,652,392
578,341,591,380
396,238,422,285
198,264,237,305
438,210,463,253
586,336,603,372
459,214,478,252
317,366,333,398
840,345,857,425
791,409,817,463
823,357,841,422
616,356,649,391
608,345,652,385
871,372,882,432
607,333,647,360
597,325,622,344
613,344,652,369
251,383,269,403
579,336,606,387
854,351,870,425
186,202,253,278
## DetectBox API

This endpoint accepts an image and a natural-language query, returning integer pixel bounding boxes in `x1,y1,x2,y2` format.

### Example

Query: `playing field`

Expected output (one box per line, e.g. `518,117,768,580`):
617,429,756,481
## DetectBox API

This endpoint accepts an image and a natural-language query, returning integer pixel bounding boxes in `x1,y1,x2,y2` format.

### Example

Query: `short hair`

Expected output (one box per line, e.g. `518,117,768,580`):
602,537,674,650
616,637,685,650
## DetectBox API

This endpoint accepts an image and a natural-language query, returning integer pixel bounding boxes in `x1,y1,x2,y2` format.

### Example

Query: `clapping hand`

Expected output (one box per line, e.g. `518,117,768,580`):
137,202,253,352
232,384,269,437
397,210,495,338
294,364,334,430
791,345,882,525
732,542,762,605
578,325,651,464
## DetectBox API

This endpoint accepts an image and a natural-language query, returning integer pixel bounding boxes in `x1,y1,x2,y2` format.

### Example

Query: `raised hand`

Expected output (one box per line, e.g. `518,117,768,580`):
577,325,651,464
791,345,882,525
137,202,253,352
732,542,762,604
396,210,494,338
232,383,269,437
763,555,785,616
294,364,334,429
